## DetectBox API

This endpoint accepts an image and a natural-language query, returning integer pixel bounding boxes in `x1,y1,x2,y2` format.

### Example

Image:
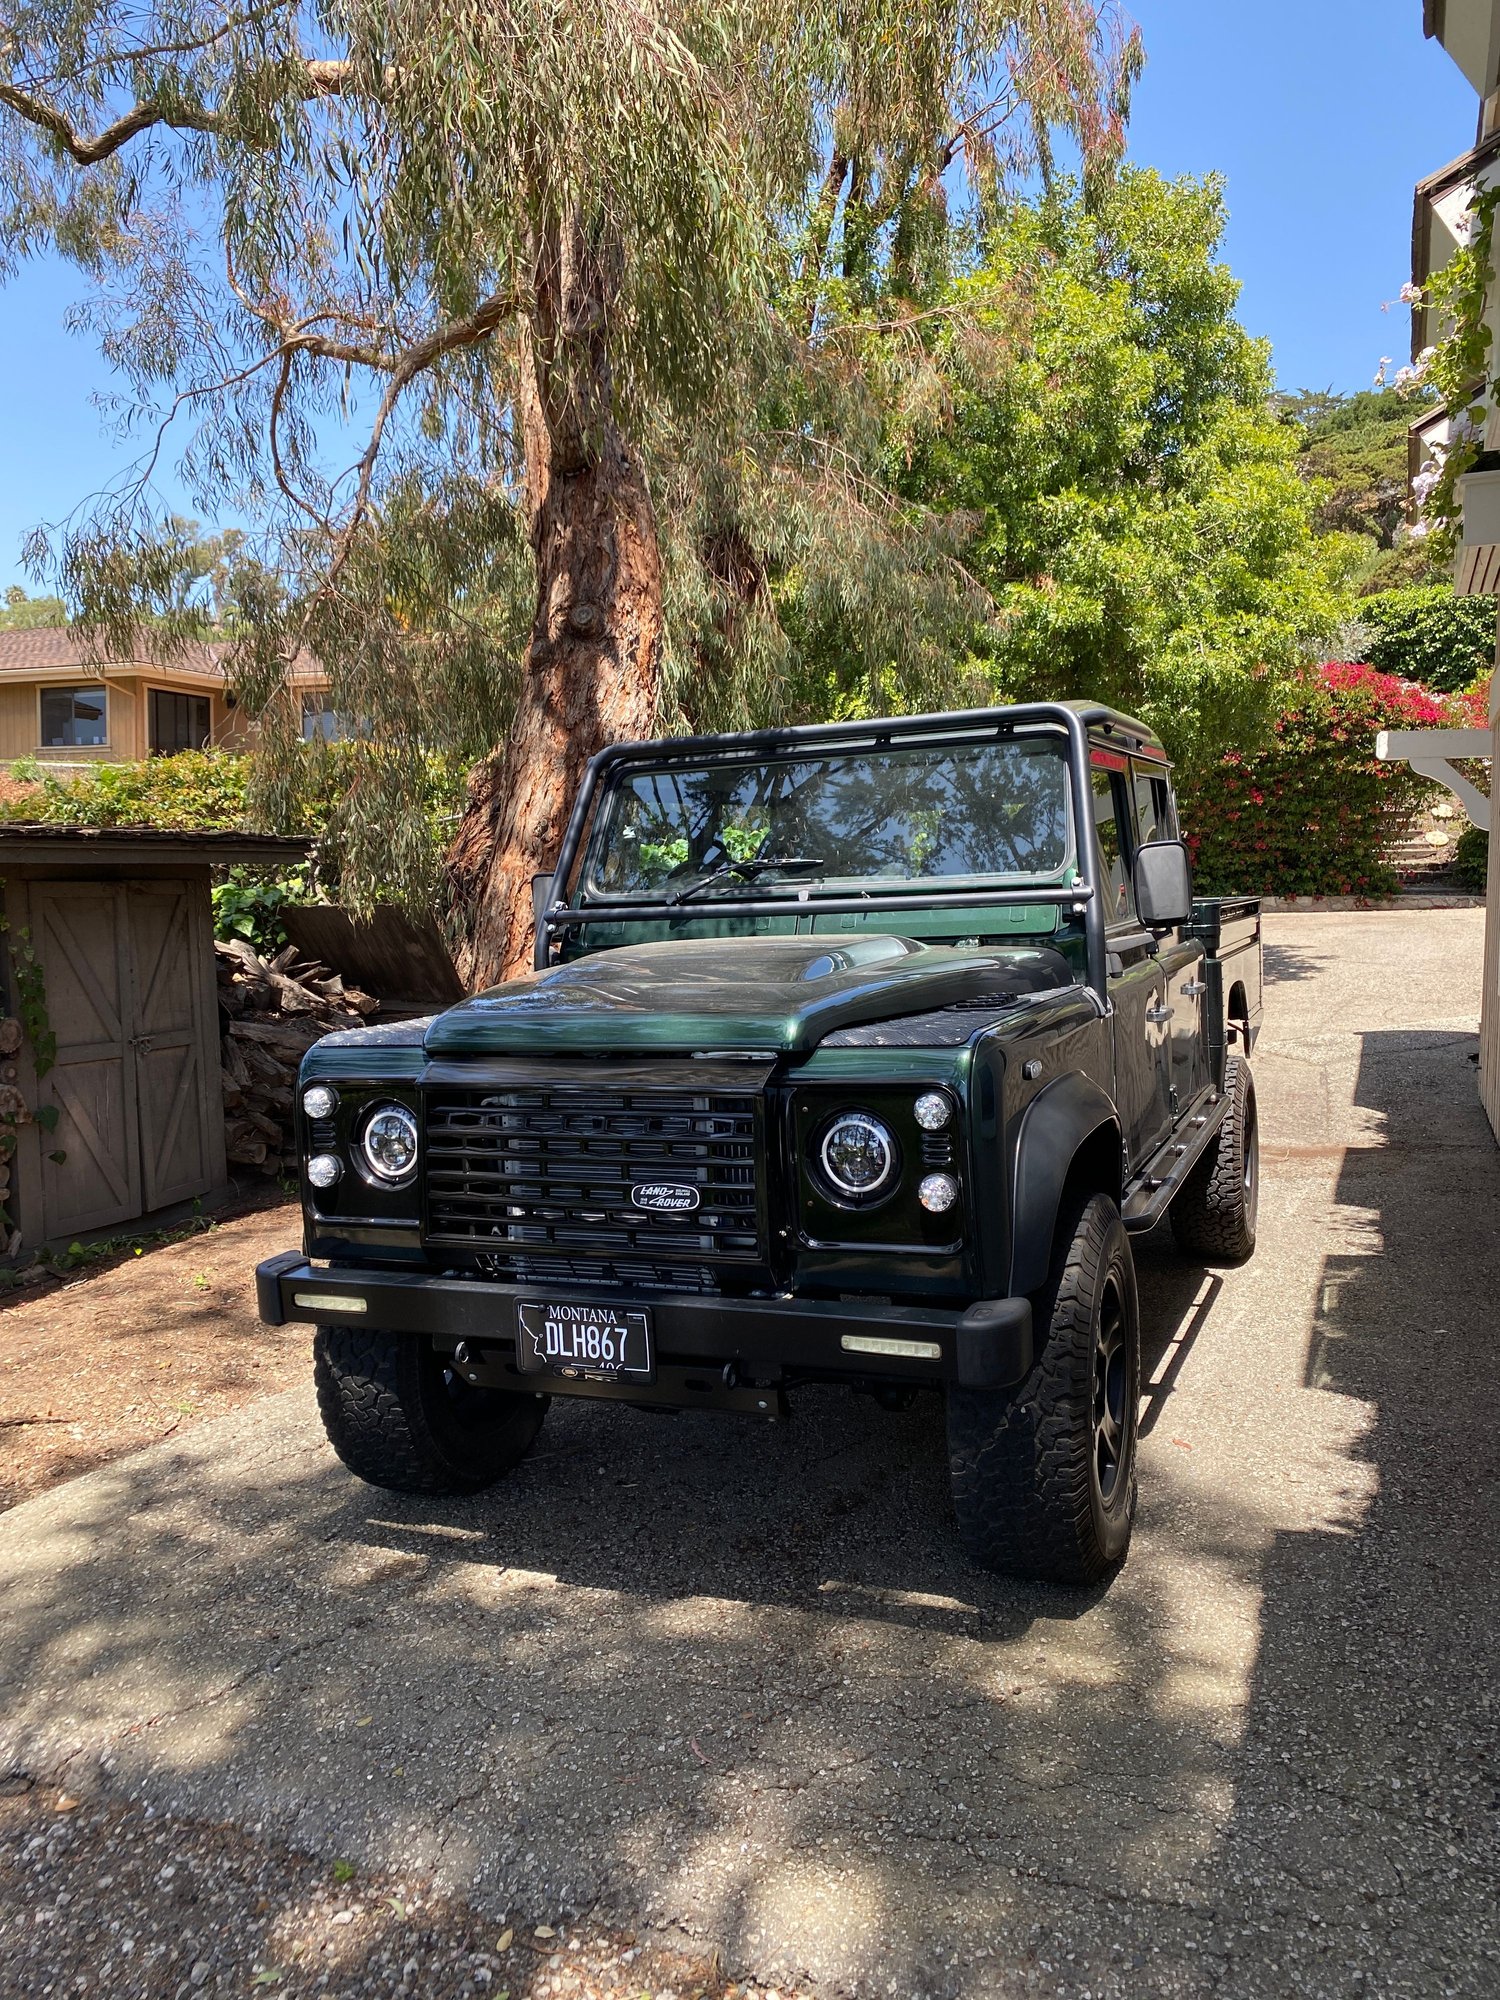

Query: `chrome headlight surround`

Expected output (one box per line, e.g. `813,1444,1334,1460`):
357,1101,420,1186
816,1110,900,1205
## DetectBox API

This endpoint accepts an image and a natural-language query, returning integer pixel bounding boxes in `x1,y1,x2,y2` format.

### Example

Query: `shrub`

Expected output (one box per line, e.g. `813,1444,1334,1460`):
4,751,250,829
1358,586,1495,692
211,866,311,954
1178,662,1467,899
1453,824,1489,892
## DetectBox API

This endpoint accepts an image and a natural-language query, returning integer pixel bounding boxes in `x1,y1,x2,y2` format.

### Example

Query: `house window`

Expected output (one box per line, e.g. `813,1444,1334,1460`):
40,686,108,748
301,693,354,742
149,688,212,756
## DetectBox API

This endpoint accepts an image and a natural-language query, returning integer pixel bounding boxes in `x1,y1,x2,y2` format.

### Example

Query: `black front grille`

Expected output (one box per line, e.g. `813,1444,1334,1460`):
424,1081,764,1278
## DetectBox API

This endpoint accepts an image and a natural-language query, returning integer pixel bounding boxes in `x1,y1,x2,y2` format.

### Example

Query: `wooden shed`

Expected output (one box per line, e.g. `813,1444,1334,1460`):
0,827,307,1249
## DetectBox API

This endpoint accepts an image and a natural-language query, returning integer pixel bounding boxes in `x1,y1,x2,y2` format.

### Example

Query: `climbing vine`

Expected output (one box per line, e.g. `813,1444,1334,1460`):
0,908,63,1239
1410,183,1500,546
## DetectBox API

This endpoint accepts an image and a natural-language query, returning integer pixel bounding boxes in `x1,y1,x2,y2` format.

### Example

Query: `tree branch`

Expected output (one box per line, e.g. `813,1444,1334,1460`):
0,55,370,167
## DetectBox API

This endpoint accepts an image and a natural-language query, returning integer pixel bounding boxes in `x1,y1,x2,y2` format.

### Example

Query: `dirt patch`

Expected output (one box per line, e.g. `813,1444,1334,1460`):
0,1197,307,1513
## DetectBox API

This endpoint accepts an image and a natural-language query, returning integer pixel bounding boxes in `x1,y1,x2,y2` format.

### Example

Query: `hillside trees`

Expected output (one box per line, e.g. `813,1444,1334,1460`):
0,0,1139,983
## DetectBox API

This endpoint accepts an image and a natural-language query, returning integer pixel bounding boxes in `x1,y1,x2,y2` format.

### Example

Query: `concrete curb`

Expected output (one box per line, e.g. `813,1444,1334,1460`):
1260,892,1485,911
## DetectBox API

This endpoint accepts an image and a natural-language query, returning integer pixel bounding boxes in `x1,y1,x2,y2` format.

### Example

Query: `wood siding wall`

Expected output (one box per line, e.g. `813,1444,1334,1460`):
0,676,241,763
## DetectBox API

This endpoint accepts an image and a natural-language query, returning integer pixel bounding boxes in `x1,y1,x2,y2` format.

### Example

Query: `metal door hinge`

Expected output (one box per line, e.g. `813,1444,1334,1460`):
1146,1005,1174,1025
1179,980,1207,998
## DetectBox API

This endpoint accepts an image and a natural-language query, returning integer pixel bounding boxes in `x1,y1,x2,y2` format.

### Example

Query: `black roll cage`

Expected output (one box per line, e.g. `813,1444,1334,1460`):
537,701,1166,1000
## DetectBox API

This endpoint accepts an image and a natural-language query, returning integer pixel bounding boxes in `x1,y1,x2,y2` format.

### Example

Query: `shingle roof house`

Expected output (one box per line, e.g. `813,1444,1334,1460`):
0,628,331,767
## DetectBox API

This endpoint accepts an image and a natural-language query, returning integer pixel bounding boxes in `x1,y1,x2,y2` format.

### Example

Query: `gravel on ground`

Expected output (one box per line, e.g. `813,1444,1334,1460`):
0,1780,785,2000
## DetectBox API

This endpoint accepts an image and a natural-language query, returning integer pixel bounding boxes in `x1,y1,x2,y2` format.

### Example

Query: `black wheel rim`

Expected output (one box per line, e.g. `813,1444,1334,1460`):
1092,1276,1130,1505
1242,1101,1259,1232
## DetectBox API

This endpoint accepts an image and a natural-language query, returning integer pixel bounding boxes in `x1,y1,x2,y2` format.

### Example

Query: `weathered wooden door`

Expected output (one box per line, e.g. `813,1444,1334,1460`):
126,881,216,1210
26,881,142,1236
21,874,221,1241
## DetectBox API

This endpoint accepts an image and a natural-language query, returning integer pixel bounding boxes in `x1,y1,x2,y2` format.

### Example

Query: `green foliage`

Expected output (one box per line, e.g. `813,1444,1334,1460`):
1412,184,1500,551
1177,663,1459,899
0,587,65,629
1290,388,1428,550
1358,586,1495,692
5,752,250,830
1453,824,1489,891
211,867,310,955
8,756,42,786
881,171,1351,759
1,922,57,1079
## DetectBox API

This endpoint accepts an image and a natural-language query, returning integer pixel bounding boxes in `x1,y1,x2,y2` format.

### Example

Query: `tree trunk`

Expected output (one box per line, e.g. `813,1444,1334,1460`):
446,223,662,990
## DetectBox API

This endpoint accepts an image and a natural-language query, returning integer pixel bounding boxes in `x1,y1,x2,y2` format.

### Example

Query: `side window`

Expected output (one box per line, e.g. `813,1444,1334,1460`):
1090,759,1136,926
1132,764,1172,846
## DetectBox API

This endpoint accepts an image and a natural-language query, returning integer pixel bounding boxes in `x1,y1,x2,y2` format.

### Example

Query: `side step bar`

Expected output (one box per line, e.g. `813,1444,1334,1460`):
1121,1092,1230,1233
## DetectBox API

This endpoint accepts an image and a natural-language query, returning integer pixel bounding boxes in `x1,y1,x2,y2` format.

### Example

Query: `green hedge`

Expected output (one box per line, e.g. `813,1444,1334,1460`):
1359,586,1495,692
1178,663,1467,899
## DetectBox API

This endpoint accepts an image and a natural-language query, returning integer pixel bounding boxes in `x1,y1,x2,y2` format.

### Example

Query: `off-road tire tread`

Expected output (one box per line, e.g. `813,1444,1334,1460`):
313,1325,544,1494
1170,1053,1257,1265
947,1194,1138,1586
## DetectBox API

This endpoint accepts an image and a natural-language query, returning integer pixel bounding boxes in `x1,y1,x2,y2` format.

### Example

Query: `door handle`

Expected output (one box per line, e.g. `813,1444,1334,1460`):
1179,980,1207,998
1146,1005,1174,1025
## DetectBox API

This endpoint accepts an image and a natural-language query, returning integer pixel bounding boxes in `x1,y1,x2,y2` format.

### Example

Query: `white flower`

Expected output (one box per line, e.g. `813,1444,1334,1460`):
1412,467,1441,504
1373,356,1394,386
1410,518,1432,539
1399,281,1425,305
1416,344,1437,364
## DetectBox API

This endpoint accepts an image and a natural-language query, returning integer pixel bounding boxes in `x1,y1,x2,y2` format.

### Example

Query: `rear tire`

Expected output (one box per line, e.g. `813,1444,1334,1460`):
313,1326,548,1494
1170,1051,1258,1265
947,1192,1140,1585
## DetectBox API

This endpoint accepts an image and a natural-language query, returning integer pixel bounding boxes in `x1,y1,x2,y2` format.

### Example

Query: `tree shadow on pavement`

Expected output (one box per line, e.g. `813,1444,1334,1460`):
1206,1026,1500,1997
5,1024,1497,1997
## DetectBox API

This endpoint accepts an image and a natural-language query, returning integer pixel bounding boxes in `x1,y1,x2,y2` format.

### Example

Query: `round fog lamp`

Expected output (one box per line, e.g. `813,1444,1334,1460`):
914,1091,952,1131
306,1153,342,1189
302,1084,339,1121
819,1112,897,1200
360,1103,419,1183
918,1172,960,1215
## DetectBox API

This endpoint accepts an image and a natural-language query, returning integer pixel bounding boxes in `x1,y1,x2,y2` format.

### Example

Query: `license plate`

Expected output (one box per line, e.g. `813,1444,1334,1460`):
515,1299,653,1381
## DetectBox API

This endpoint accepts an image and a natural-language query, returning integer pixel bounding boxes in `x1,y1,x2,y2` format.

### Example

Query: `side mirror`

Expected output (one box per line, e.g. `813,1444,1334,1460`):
1133,840,1192,930
531,872,555,927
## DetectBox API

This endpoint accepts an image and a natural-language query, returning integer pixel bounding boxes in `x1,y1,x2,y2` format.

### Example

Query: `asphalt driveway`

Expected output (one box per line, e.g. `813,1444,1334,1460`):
2,909,1497,2000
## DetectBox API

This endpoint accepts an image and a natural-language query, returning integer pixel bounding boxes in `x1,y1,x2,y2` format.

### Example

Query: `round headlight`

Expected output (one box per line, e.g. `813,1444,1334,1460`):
914,1091,952,1131
360,1103,419,1183
302,1084,339,1122
919,1172,960,1214
306,1153,342,1190
819,1112,897,1201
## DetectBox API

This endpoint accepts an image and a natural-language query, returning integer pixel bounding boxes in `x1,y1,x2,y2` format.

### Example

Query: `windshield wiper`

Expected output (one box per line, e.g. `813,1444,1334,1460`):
668,855,827,906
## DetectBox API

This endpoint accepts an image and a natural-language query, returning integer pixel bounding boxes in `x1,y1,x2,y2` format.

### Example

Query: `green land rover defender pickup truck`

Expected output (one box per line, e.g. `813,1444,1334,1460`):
258,701,1262,1584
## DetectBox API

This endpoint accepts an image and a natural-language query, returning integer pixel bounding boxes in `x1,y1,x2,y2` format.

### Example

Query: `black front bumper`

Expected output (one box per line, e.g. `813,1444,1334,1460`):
257,1253,1033,1410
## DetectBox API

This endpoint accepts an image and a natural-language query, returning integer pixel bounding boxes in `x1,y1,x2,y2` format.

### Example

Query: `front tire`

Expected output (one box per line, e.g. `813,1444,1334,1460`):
947,1192,1140,1585
314,1326,548,1494
1170,1051,1259,1265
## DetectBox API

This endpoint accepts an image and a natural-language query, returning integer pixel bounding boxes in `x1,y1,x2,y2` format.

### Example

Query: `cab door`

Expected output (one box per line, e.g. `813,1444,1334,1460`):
1130,760,1206,1119
1091,754,1174,1177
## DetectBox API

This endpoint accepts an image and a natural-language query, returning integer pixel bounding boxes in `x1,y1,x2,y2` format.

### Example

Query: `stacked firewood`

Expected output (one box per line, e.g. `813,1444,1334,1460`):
216,940,378,1173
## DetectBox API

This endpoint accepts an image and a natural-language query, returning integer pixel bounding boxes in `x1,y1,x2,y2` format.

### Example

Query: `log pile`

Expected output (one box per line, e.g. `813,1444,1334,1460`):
216,940,378,1173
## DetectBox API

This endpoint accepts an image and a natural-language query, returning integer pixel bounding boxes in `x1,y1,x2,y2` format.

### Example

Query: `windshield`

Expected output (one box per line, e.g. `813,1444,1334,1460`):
585,734,1074,901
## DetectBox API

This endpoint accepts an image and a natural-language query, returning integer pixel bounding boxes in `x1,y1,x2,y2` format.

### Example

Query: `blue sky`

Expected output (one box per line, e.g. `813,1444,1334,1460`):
0,0,1483,593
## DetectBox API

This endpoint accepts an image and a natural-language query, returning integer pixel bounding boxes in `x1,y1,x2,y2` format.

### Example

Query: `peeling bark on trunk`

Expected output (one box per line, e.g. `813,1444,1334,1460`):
446,219,663,991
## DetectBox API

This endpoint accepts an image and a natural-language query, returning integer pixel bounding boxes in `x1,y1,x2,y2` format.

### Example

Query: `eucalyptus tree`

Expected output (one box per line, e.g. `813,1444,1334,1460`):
0,0,1137,983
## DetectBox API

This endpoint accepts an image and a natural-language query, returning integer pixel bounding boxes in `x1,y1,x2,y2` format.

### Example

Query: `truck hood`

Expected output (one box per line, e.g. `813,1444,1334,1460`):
423,934,1069,1056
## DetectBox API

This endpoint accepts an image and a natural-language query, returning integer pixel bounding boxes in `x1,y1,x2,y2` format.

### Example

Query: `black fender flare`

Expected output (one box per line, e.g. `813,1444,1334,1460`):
1008,1072,1121,1298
